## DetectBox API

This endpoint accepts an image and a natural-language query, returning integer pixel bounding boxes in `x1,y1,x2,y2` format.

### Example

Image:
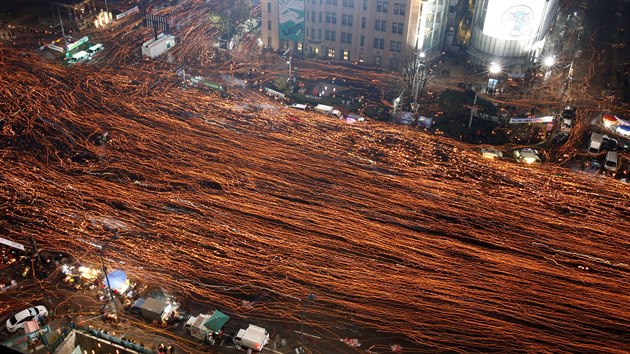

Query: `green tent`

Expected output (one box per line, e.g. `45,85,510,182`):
203,310,230,333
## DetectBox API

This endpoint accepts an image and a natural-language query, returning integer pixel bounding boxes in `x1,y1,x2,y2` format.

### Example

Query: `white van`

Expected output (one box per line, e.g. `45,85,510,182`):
604,151,619,172
233,324,269,352
87,43,104,55
587,132,603,155
68,50,90,65
290,103,308,111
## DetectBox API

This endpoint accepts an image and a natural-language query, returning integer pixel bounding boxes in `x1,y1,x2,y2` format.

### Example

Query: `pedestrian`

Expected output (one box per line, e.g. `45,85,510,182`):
446,70,450,77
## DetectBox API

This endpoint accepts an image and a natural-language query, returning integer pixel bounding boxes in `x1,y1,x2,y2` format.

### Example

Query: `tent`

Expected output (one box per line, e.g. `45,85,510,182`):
106,270,128,294
203,310,230,333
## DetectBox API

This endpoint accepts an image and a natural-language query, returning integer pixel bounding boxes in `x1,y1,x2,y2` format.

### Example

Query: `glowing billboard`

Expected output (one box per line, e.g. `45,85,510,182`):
279,0,304,42
482,0,547,40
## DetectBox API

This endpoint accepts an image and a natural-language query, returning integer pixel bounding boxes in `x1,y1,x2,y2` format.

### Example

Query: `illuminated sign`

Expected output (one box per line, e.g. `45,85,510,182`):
279,0,304,42
65,36,89,52
509,116,554,124
0,237,25,251
483,0,547,40
116,6,139,20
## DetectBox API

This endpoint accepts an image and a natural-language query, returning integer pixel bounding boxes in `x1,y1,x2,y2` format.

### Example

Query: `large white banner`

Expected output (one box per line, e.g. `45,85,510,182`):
483,0,547,40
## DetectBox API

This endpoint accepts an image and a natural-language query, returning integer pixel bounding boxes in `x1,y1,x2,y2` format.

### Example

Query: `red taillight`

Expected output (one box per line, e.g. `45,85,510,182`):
256,344,261,350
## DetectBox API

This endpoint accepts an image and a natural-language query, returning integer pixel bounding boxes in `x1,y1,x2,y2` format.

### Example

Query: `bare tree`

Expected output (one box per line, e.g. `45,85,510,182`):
398,45,432,110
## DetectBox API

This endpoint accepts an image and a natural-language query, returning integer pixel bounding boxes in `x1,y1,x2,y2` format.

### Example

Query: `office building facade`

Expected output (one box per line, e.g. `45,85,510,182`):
262,0,450,69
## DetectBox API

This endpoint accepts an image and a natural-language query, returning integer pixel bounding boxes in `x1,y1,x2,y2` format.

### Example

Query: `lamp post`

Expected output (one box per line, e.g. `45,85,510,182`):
97,243,118,314
79,237,118,314
542,55,555,82
412,51,426,105
299,293,316,354
287,56,292,83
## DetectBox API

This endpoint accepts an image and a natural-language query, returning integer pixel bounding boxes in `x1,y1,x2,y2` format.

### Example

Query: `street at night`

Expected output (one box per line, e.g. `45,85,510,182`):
1,0,629,353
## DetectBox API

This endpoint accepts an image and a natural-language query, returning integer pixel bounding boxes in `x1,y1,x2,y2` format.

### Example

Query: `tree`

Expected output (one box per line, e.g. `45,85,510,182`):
398,45,433,109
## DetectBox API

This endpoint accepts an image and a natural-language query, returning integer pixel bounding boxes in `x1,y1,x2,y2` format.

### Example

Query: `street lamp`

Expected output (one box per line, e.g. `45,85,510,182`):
413,51,426,105
299,293,316,354
287,56,292,83
79,237,119,314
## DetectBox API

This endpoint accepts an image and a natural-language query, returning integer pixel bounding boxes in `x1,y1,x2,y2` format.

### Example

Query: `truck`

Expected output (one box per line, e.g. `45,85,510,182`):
314,104,343,118
233,324,270,353
183,310,230,343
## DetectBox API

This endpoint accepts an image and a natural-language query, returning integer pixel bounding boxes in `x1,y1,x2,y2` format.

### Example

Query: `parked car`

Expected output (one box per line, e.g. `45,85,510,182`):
6,305,48,333
604,151,619,172
513,148,541,164
480,148,503,159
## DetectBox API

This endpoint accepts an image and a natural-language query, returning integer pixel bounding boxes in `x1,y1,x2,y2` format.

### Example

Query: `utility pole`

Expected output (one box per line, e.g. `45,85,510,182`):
468,89,478,129
98,244,118,314
56,6,66,44
300,293,316,354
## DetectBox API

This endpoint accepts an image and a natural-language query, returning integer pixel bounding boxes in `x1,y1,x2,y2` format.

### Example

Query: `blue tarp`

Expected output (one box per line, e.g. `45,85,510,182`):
106,270,127,292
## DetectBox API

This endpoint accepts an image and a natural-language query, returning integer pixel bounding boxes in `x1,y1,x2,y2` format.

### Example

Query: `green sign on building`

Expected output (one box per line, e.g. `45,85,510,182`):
279,0,304,42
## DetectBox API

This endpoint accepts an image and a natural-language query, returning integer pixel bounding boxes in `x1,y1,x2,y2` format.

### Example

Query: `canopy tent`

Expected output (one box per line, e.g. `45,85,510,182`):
203,310,230,333
106,270,128,294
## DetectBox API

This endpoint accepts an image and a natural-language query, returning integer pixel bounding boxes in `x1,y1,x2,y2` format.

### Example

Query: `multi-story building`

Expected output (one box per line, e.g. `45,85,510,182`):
467,0,560,74
262,0,450,69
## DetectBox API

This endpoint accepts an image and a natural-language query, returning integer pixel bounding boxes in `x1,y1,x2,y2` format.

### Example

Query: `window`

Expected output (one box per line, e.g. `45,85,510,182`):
394,2,407,16
377,1,388,13
377,0,384,12
267,20,271,30
328,48,335,58
343,50,349,60
319,12,322,23
343,0,354,7
362,17,366,29
363,0,367,10
389,41,401,52
318,29,322,39
332,13,337,24
373,38,384,49
325,29,331,40
312,11,315,22
341,32,352,44
375,55,381,65
360,35,365,46
342,14,353,26
331,30,336,41
267,2,271,12
392,22,403,34
313,47,319,55
268,36,272,45
375,20,386,32
326,12,331,23
311,29,315,38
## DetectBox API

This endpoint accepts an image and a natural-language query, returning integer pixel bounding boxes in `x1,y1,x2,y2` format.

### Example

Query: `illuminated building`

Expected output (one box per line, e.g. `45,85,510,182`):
261,0,450,69
467,0,560,74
